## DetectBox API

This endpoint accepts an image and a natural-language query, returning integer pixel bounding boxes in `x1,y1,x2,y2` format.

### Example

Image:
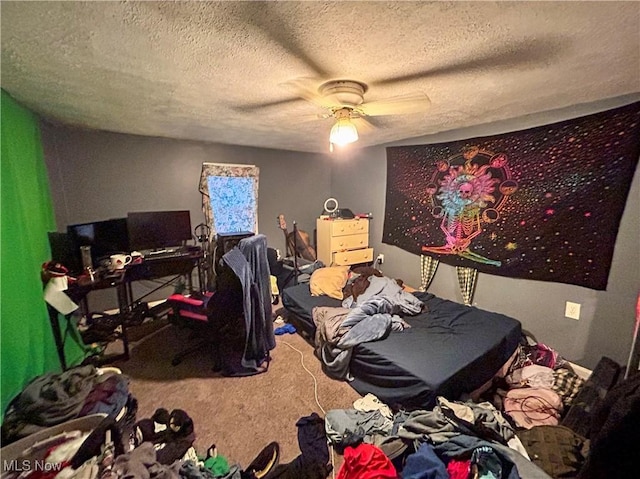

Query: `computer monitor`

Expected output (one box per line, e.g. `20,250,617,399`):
67,218,130,267
127,210,192,251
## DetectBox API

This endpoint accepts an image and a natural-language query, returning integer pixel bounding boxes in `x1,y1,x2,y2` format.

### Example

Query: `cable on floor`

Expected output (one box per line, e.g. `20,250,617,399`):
279,339,337,478
280,339,325,415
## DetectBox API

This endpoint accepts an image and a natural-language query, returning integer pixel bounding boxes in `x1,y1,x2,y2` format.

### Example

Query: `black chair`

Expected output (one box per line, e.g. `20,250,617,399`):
167,291,216,366
217,234,275,376
169,234,275,376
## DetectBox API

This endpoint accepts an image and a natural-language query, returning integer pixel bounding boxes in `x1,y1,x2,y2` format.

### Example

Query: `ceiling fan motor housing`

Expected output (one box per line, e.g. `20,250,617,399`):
319,80,367,107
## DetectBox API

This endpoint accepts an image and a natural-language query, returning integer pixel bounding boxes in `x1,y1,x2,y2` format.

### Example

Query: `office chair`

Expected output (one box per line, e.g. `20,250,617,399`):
218,234,275,376
167,292,215,366
168,234,275,376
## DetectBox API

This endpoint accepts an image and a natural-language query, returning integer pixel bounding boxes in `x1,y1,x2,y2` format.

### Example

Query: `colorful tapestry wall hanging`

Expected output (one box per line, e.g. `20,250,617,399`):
383,102,640,290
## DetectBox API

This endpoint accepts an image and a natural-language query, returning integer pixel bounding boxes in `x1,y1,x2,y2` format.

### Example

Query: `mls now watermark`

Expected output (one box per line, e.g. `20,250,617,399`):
3,460,64,473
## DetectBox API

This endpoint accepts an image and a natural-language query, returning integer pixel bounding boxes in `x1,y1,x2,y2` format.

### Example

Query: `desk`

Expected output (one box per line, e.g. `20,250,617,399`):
47,250,204,370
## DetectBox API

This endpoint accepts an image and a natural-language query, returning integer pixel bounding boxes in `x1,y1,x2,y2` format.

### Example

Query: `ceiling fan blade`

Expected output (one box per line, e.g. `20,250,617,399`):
234,2,332,78
359,92,431,116
282,77,337,109
352,116,377,135
233,77,332,112
234,96,303,112
299,112,333,123
373,38,563,87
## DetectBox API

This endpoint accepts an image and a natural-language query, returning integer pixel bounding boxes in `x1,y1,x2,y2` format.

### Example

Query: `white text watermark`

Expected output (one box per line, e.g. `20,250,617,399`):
3,460,65,473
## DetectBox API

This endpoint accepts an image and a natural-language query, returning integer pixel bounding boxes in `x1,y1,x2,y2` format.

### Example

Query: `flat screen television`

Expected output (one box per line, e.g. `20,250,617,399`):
67,218,130,267
127,210,192,251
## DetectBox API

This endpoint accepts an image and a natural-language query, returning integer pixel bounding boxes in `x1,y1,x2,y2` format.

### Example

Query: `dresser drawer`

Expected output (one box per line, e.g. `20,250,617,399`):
330,233,368,252
332,248,374,266
330,219,369,237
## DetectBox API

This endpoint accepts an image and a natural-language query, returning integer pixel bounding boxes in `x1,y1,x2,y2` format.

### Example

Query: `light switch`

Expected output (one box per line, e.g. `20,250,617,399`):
565,301,581,320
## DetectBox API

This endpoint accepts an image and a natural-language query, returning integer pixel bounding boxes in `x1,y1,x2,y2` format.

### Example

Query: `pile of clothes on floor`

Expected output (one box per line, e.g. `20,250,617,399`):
0,365,330,479
327,393,546,479
325,341,640,479
0,365,276,479
1,365,137,445
4,349,639,479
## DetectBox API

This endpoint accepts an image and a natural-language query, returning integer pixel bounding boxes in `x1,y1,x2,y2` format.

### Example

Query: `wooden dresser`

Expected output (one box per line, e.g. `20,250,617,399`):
316,218,374,266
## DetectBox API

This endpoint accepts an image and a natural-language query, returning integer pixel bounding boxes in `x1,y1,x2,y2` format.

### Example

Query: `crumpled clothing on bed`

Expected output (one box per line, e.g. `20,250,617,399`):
342,275,424,315
313,297,407,381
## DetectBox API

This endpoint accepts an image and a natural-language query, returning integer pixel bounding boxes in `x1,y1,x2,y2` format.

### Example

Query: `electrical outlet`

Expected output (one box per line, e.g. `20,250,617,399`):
565,301,581,320
377,253,385,264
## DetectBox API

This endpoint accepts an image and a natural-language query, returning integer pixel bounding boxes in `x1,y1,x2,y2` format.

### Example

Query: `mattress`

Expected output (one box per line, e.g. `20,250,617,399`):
281,283,522,409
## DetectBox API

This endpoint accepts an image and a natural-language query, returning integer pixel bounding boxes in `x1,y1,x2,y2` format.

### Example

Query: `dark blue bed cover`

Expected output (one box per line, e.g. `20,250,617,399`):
282,283,522,410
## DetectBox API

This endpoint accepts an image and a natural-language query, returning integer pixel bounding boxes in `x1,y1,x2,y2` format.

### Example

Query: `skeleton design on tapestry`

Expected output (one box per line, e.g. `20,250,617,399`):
421,146,517,266
383,102,640,290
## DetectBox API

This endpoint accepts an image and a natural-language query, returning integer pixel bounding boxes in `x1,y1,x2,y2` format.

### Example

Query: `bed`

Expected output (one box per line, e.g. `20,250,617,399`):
281,282,522,409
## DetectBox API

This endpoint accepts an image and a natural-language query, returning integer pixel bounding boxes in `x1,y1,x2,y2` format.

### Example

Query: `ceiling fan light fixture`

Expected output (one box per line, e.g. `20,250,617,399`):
329,117,359,146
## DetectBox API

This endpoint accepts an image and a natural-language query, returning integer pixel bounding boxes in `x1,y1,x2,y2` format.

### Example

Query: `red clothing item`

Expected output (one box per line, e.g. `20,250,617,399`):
447,458,471,479
337,443,398,479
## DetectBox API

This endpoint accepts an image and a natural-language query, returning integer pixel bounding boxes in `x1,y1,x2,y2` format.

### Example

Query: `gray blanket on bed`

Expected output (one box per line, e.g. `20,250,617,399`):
342,275,424,315
313,297,409,380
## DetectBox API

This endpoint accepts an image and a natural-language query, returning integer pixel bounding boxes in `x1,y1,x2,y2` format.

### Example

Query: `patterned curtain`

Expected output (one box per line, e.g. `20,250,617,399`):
456,266,478,306
420,255,440,291
199,162,259,238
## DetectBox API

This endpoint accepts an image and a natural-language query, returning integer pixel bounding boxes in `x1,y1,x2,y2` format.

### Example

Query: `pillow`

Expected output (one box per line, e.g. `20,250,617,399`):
310,266,351,300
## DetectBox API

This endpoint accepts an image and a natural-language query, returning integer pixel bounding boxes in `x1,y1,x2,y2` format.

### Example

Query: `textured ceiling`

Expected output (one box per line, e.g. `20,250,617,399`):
2,1,639,153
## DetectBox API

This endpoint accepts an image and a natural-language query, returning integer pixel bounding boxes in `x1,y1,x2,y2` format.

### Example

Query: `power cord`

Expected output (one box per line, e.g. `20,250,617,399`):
279,339,337,479
280,339,325,414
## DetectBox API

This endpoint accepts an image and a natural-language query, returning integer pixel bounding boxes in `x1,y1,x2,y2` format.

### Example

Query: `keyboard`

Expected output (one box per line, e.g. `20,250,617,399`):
144,248,198,260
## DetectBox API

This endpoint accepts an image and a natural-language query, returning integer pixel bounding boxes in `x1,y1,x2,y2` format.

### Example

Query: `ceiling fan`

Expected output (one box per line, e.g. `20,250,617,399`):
280,78,431,151
228,3,563,151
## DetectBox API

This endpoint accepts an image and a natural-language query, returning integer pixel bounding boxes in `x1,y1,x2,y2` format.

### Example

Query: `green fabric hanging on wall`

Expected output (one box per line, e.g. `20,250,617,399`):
1,89,84,415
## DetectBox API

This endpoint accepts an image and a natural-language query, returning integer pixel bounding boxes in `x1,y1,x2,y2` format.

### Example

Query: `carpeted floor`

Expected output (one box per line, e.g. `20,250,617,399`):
113,316,362,472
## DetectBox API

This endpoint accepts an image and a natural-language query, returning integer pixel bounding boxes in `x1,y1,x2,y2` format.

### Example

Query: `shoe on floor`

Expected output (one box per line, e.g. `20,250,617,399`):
244,441,279,478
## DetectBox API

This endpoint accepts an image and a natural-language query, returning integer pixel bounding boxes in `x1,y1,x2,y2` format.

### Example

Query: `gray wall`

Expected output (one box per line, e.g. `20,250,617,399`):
331,94,640,370
41,94,638,369
41,124,330,239
41,124,332,307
